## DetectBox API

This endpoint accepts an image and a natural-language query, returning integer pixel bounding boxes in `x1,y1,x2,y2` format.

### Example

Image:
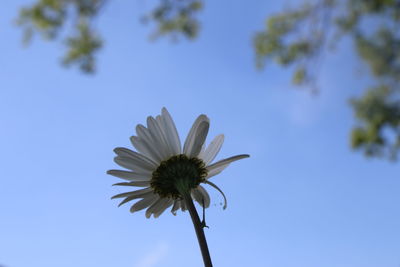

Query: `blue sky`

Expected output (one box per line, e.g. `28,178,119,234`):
1,1,399,267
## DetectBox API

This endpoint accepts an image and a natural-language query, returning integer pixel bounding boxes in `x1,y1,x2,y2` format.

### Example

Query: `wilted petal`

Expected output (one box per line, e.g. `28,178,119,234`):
204,180,227,209
192,185,210,208
171,200,181,215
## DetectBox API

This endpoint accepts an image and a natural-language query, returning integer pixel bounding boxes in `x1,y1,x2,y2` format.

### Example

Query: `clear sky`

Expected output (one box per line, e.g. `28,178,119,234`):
1,1,399,267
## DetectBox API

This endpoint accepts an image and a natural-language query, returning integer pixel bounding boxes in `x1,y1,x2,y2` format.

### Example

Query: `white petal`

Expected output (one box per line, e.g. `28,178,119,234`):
107,170,151,181
130,136,161,164
184,122,210,158
147,117,170,160
191,185,210,208
199,134,224,165
112,181,150,187
135,124,152,142
117,191,154,207
183,115,209,157
206,164,228,179
198,143,206,159
111,187,153,199
204,180,227,209
190,121,209,158
156,115,175,157
145,198,165,218
206,154,250,179
161,107,181,154
114,156,154,174
136,124,163,162
130,194,159,213
154,198,174,218
114,147,157,170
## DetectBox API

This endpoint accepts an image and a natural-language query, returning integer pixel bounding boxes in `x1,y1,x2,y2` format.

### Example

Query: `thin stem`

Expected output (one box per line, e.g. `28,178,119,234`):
182,192,213,267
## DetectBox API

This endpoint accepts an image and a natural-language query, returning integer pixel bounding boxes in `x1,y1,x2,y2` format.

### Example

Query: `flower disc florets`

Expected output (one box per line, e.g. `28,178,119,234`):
151,154,208,199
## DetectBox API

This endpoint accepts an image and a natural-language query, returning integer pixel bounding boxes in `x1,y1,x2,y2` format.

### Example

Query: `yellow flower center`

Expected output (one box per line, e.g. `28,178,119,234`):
151,154,208,199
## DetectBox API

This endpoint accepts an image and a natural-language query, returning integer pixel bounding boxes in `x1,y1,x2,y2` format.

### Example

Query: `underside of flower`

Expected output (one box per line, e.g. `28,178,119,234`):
107,108,250,267
108,107,249,218
150,154,208,199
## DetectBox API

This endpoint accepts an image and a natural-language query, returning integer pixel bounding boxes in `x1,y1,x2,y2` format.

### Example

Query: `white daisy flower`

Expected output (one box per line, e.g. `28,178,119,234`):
107,107,249,219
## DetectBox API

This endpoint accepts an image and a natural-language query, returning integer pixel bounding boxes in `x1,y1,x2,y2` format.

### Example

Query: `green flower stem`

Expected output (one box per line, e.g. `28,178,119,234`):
182,191,213,267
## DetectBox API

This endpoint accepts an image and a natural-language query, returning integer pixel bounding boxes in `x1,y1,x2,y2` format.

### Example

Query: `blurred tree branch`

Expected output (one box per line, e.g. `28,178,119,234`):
17,0,105,72
16,0,400,160
16,0,202,72
254,0,400,160
143,0,203,41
